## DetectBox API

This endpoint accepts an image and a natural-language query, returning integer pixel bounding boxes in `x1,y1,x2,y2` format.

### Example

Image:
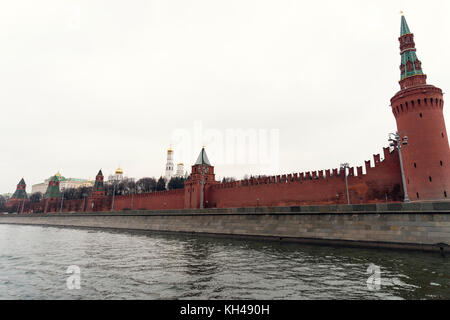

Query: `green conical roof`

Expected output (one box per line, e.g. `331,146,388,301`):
195,148,211,166
399,15,424,81
400,15,411,35
11,178,27,199
45,175,62,199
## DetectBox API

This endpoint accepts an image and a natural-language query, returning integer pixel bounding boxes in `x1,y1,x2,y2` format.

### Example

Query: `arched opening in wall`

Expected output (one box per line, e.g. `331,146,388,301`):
429,176,432,182
400,104,404,112
419,113,423,118
417,99,421,106
407,178,410,184
440,161,443,167
396,106,399,113
445,191,448,198
442,133,445,138
424,98,428,105
405,102,408,110
416,192,420,199
414,162,417,168
436,98,439,105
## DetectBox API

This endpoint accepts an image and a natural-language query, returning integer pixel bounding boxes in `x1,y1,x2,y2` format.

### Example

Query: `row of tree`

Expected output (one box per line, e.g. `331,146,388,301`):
1,175,241,206
32,176,189,201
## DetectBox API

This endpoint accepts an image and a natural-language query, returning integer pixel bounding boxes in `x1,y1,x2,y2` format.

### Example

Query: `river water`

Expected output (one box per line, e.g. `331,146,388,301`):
0,224,448,300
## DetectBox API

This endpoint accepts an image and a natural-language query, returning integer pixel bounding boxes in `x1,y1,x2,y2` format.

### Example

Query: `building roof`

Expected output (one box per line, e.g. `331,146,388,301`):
399,15,424,81
11,178,27,199
45,175,61,199
195,147,211,166
400,15,411,36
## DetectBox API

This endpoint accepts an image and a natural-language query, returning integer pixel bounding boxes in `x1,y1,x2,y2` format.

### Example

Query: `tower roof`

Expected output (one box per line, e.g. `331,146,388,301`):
195,147,211,166
400,15,411,35
97,169,103,176
11,178,27,199
398,15,426,86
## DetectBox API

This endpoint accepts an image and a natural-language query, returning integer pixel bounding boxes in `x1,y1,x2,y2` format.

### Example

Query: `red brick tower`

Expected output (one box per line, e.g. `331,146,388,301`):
92,169,105,197
185,148,216,209
6,178,29,212
87,169,108,211
390,15,450,201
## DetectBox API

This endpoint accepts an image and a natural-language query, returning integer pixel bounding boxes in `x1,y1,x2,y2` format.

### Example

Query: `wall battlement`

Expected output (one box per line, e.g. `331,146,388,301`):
212,147,396,190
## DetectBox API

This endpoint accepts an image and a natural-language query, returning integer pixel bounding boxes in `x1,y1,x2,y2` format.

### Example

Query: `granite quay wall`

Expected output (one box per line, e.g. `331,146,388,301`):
1,202,449,252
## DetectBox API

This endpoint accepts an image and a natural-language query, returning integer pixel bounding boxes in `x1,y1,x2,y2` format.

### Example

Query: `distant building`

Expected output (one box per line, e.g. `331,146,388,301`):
5,178,29,211
31,171,93,194
44,175,62,199
165,147,174,183
108,166,126,182
176,163,185,177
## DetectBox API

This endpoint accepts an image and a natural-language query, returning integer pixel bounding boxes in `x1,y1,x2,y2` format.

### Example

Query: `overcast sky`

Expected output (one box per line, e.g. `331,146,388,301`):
1,0,450,193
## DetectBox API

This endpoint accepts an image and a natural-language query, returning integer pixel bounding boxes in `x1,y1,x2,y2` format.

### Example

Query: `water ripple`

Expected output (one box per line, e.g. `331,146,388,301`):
0,224,448,300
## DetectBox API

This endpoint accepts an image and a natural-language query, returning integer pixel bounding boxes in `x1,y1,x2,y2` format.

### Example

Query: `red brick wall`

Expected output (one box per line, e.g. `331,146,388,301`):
207,148,402,208
112,189,185,211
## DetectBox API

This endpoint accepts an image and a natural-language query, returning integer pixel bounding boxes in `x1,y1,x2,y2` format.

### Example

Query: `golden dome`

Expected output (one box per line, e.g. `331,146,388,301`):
55,171,62,177
115,166,123,175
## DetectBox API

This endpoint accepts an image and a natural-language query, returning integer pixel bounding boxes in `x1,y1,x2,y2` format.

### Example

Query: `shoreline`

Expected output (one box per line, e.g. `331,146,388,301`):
1,202,449,253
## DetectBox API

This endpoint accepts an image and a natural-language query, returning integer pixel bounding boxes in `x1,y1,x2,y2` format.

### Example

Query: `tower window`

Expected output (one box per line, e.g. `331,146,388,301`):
407,178,410,184
442,133,445,138
416,192,420,199
419,113,423,118
414,162,417,168
440,161,443,166
429,176,432,182
445,191,448,198
424,98,427,104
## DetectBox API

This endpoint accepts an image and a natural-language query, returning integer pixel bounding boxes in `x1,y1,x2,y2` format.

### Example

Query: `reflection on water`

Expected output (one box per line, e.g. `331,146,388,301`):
0,224,448,300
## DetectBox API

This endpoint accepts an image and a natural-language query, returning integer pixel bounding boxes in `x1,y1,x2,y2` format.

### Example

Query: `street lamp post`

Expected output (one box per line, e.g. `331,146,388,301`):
200,164,205,209
111,183,116,211
60,192,64,213
340,163,350,205
389,132,410,203
82,193,87,212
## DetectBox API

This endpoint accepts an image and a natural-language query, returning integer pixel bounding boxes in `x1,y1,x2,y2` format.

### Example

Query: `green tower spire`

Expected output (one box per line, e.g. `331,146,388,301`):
45,175,62,199
11,178,28,199
400,15,411,36
398,15,424,82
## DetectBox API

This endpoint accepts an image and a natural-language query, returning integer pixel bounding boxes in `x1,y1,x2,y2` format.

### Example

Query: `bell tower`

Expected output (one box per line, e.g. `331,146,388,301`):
390,15,450,201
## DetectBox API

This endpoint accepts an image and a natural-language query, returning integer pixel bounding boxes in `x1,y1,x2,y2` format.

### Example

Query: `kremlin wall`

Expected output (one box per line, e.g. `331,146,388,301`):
4,16,450,215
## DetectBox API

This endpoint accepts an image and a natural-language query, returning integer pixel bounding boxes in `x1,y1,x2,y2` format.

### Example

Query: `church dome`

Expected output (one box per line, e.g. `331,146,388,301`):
115,167,123,175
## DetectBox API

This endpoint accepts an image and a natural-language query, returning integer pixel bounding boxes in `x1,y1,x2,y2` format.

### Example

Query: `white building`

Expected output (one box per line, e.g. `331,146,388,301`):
165,147,174,184
176,163,185,177
108,166,125,182
31,171,93,194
